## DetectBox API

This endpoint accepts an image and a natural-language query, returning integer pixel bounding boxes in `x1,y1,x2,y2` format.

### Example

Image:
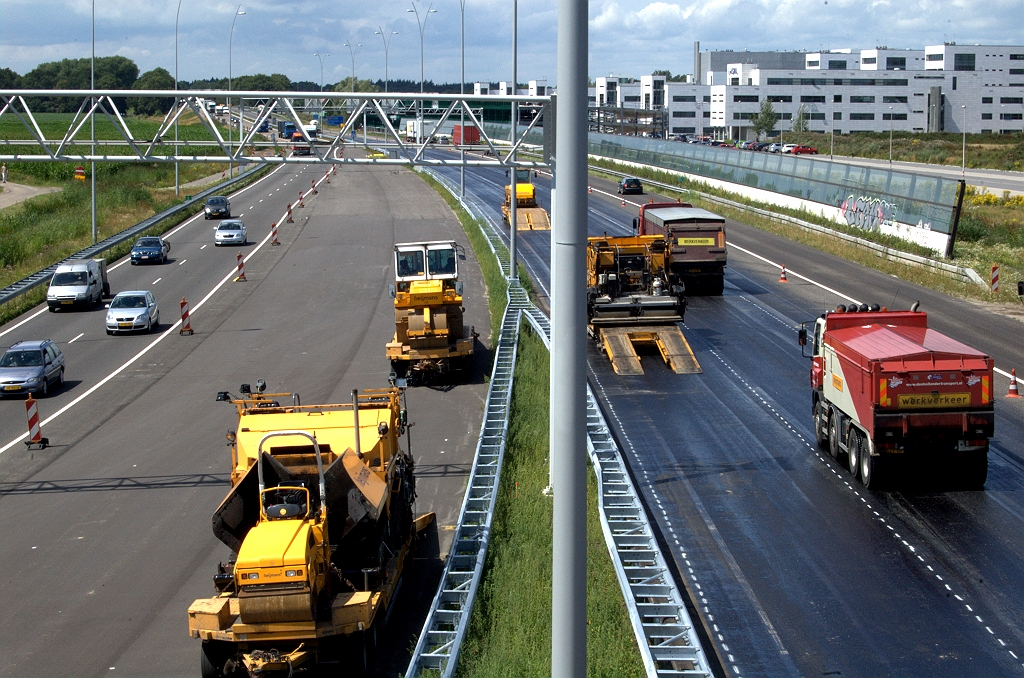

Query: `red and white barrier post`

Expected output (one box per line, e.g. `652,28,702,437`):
991,264,1000,293
312,179,318,195
270,221,280,246
179,297,194,335
325,169,330,184
24,396,48,449
235,253,247,282
286,204,294,223
298,191,304,207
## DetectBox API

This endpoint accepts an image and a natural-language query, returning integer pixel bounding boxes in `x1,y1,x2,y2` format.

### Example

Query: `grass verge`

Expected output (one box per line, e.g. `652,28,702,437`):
588,156,1024,307
415,169,645,676
454,323,645,678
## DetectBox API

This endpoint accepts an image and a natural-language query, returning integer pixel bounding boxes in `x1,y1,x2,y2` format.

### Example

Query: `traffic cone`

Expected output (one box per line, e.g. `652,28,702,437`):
588,185,593,194
779,265,789,283
1008,369,1022,398
620,197,626,207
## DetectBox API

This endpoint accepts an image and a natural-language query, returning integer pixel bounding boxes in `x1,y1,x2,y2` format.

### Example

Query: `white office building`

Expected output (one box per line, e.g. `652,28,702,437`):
588,43,1024,140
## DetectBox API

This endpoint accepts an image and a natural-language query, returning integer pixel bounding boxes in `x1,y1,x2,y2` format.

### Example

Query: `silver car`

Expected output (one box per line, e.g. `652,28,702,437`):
106,291,160,335
215,220,247,246
0,340,65,397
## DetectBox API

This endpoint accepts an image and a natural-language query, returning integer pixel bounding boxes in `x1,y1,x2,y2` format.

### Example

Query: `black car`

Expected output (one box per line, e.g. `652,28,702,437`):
130,236,171,265
204,196,231,219
617,177,643,195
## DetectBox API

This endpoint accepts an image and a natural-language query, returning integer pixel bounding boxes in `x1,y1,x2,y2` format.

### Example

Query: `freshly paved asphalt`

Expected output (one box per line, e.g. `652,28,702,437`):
0,161,488,676
431,157,1024,677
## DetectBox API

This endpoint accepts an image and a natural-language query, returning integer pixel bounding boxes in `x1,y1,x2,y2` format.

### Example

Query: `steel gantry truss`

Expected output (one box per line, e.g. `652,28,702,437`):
0,89,550,168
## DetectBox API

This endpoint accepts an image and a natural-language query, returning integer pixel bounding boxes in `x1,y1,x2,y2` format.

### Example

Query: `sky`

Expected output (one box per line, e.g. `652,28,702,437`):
2,0,1023,87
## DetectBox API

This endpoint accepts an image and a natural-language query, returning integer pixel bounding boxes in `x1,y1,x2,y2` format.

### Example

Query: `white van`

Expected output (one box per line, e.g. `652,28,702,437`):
47,259,109,311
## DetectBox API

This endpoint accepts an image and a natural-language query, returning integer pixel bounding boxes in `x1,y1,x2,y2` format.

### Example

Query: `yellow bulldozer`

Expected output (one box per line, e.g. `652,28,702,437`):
188,381,429,677
502,168,551,231
387,240,476,384
587,235,701,376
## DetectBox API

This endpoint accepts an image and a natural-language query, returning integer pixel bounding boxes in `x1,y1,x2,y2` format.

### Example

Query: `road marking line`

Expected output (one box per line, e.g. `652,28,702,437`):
0,307,48,339
68,333,84,344
152,278,162,285
0,169,331,458
200,244,207,249
727,241,861,305
178,259,187,266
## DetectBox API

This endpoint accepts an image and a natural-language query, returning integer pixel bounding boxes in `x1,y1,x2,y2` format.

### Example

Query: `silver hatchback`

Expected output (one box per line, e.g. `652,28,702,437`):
105,291,160,335
215,220,247,246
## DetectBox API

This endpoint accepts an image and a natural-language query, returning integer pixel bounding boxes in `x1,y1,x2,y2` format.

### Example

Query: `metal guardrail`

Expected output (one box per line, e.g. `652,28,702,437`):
589,162,988,288
0,165,264,308
419,167,713,677
404,282,525,678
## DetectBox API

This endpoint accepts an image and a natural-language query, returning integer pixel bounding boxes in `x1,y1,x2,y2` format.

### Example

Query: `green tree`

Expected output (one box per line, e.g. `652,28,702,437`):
129,67,175,115
751,99,778,140
792,104,809,133
332,78,380,93
22,56,139,112
0,67,21,89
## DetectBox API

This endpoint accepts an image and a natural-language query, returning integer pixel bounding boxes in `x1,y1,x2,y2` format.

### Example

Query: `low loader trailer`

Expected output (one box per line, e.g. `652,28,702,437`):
800,303,995,489
502,168,551,231
587,234,700,376
188,382,429,676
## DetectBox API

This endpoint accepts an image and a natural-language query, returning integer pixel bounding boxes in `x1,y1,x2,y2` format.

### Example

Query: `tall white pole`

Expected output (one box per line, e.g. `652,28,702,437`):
459,0,465,197
375,27,396,94
407,3,435,146
508,0,517,279
551,0,588,674
962,105,967,179
91,0,96,245
229,5,244,179
889,106,893,165
175,0,183,196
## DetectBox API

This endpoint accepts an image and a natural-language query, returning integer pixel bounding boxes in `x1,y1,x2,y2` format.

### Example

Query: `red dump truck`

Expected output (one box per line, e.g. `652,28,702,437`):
635,203,727,295
800,304,994,489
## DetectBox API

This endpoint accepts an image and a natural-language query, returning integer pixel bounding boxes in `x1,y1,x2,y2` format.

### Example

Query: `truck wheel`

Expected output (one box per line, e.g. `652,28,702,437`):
847,429,861,478
827,410,842,462
813,401,828,449
962,451,988,490
200,640,231,678
860,449,881,489
708,276,725,296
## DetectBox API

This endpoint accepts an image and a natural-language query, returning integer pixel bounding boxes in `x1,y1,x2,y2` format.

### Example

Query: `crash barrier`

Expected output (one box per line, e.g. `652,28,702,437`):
0,165,266,309
406,168,713,678
24,396,47,449
179,297,194,336
593,163,988,289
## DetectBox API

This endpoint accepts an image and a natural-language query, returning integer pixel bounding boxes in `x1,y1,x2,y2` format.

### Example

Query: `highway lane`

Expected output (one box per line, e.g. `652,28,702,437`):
435,159,1024,676
0,162,489,676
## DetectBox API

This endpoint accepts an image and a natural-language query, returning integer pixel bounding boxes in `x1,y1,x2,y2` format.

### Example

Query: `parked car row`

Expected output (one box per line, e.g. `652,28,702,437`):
687,137,818,155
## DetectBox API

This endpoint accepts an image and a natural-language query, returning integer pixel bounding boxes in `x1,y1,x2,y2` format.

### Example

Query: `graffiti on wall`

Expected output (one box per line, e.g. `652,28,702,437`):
840,195,899,232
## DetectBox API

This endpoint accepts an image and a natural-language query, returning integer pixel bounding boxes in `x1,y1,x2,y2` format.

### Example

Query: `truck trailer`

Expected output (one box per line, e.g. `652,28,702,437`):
636,202,727,295
800,304,994,489
187,382,427,676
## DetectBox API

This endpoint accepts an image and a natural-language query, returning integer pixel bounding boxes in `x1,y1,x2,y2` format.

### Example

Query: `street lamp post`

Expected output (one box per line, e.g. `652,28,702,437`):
228,5,245,179
314,50,330,131
830,99,834,159
91,0,96,244
406,2,436,145
458,0,466,197
343,41,361,142
175,0,184,196
509,0,518,279
962,104,967,179
888,105,893,165
374,27,398,94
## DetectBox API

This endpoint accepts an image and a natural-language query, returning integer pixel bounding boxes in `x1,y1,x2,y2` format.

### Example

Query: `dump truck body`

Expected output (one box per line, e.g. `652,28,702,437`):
637,203,727,295
189,386,424,676
587,235,699,376
805,307,994,488
501,169,551,231
386,241,475,383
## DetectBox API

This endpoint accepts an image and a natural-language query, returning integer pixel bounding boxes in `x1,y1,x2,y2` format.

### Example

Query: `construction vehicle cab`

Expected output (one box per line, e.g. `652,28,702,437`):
587,235,700,376
387,241,475,383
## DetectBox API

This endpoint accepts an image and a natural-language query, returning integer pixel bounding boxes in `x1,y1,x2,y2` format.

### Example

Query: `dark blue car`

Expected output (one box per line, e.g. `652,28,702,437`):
130,236,170,265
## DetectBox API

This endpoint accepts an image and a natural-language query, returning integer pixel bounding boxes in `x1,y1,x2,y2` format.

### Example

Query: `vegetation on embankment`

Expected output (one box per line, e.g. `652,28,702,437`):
779,131,1024,173
589,157,1024,308
416,170,646,677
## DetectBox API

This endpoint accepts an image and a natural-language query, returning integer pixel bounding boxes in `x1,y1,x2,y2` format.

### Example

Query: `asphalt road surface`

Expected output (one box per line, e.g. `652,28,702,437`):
431,157,1024,678
0,162,489,677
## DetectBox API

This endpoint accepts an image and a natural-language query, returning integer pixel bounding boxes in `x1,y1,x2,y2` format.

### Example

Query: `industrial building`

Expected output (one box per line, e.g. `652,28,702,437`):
586,43,1024,140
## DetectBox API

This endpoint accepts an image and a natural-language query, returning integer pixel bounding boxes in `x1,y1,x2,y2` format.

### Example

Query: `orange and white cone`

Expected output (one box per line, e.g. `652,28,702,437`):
179,297,194,335
235,253,247,282
1008,368,1022,398
779,265,789,283
588,185,593,194
24,396,47,449
620,197,626,207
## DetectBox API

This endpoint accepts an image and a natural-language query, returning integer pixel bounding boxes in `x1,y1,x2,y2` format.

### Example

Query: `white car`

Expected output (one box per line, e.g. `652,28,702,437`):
782,144,798,154
106,291,160,335
214,220,247,246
